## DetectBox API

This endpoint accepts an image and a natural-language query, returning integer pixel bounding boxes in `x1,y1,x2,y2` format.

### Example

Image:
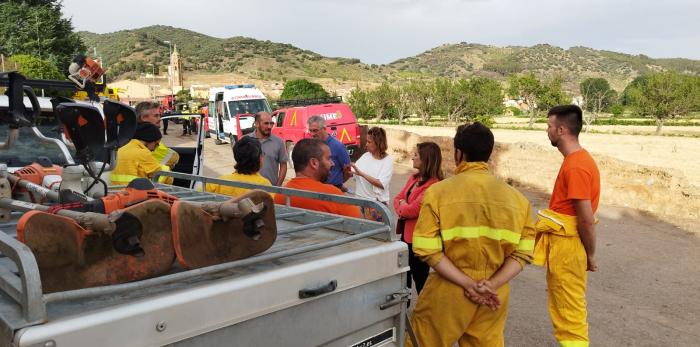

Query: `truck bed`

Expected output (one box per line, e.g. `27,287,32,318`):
0,173,409,347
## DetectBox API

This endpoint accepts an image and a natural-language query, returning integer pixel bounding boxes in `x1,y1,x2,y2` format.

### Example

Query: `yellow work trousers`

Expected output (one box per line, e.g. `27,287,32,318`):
546,234,589,347
408,273,510,347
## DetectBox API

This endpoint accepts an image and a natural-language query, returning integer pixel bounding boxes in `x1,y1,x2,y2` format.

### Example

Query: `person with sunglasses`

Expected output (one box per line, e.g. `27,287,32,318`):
245,112,288,186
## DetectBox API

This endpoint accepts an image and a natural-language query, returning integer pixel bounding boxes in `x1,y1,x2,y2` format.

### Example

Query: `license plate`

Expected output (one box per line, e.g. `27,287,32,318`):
349,327,395,347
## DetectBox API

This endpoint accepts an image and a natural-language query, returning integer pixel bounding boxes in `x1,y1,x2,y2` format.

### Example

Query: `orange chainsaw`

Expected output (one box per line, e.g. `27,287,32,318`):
53,178,269,240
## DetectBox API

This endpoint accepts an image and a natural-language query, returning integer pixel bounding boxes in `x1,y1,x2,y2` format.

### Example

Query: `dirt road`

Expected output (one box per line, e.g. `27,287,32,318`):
166,131,700,347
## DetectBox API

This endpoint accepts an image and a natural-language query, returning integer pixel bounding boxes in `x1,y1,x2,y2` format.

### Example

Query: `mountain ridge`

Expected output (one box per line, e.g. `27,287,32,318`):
78,25,700,91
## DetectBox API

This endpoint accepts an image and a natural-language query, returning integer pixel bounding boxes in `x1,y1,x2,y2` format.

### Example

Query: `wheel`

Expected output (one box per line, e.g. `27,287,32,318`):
286,142,294,170
230,134,238,148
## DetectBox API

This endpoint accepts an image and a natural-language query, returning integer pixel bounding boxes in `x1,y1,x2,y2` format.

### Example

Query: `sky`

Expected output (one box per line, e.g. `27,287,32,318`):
61,0,700,65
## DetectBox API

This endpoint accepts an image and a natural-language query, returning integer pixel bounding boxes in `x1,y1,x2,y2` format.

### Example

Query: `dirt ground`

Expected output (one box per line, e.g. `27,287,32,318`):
165,127,700,347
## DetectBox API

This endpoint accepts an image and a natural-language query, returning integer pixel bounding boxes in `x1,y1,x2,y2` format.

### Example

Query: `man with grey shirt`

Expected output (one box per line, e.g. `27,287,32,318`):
245,112,288,185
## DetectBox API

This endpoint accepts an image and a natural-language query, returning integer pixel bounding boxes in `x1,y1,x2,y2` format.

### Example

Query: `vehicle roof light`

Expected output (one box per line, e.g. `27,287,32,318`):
224,84,256,89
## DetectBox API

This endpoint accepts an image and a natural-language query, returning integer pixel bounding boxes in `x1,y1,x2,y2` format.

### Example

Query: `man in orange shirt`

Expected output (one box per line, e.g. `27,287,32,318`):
274,139,361,218
535,104,600,347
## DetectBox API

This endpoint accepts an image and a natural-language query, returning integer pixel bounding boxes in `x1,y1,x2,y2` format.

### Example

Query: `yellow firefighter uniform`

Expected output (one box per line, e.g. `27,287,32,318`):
111,139,173,185
408,162,536,347
534,209,593,347
152,142,179,169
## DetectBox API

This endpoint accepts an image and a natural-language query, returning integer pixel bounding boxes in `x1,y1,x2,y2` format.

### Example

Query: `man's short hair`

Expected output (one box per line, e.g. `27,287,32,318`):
307,115,326,128
135,101,161,121
254,111,270,123
453,122,494,162
548,105,583,136
292,138,326,172
233,136,262,175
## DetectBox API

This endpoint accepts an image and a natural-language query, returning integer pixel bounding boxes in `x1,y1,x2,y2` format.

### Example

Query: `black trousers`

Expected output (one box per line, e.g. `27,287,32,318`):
162,119,169,134
401,233,430,295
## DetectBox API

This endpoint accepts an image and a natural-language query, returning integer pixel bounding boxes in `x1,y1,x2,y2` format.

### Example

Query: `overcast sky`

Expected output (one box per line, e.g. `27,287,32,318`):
61,0,700,64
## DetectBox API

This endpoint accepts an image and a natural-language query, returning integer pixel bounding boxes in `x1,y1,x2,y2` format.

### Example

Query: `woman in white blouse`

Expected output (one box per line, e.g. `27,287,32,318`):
351,127,394,221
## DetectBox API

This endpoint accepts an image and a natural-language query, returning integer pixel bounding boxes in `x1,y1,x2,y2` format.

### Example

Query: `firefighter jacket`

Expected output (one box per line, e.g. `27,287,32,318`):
111,139,173,185
152,142,179,169
412,161,536,279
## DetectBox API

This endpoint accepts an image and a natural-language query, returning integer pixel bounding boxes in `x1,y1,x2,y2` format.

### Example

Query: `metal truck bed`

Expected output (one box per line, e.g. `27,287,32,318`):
0,172,409,347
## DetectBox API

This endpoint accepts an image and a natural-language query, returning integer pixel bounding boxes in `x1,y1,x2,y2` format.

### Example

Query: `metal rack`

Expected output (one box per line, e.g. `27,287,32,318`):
0,173,395,339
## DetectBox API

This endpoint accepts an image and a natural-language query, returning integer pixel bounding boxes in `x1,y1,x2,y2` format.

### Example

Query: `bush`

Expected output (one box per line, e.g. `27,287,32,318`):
473,115,495,128
609,104,625,117
505,106,523,116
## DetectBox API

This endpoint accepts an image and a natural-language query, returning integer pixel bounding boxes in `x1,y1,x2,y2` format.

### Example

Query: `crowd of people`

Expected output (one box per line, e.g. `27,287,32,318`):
115,102,599,347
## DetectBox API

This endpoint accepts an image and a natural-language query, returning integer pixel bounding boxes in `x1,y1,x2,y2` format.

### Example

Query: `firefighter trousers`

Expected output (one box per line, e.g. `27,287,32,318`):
408,273,510,347
546,234,589,347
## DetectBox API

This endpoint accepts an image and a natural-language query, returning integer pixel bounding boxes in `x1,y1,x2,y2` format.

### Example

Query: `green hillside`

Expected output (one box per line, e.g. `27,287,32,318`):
79,26,700,92
387,43,700,90
79,25,384,83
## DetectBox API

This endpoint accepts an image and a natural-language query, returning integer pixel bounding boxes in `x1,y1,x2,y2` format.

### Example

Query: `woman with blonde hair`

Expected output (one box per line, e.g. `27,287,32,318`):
393,141,443,293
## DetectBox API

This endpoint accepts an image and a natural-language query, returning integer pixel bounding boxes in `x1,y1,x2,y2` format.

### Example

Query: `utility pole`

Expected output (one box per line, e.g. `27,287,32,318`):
163,40,173,110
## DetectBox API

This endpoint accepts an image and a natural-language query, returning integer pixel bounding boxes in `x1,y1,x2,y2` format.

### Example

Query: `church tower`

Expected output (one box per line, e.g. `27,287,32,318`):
168,45,184,92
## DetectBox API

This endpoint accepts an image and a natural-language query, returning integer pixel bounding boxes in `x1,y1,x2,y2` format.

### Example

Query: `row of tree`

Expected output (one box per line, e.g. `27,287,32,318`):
343,71,700,134
347,77,506,126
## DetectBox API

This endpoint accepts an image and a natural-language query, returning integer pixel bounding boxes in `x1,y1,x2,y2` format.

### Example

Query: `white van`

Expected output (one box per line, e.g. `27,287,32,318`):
207,85,272,146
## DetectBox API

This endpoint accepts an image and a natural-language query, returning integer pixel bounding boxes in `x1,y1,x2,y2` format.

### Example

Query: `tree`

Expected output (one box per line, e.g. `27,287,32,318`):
433,78,470,125
7,54,64,80
580,78,615,132
626,71,695,134
463,77,503,121
280,79,329,100
176,89,192,104
395,86,413,125
508,73,542,128
404,81,436,126
537,76,569,117
368,82,397,121
0,1,86,72
347,86,375,119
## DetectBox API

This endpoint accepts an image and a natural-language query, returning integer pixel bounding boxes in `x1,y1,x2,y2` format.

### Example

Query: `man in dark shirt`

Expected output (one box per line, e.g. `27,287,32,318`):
307,115,351,191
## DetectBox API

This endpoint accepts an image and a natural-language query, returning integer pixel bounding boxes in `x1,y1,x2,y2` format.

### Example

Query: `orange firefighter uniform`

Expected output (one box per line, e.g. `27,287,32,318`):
408,162,536,347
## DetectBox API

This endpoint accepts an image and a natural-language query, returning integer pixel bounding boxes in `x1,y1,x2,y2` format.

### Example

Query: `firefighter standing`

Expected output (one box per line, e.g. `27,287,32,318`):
535,105,600,347
408,122,536,347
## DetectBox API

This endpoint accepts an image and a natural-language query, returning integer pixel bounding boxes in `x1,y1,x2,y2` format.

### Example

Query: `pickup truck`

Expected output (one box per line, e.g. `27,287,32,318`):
0,174,409,347
0,73,410,347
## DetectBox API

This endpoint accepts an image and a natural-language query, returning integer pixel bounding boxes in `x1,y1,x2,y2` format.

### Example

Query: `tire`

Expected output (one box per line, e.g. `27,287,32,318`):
286,142,294,170
230,134,238,148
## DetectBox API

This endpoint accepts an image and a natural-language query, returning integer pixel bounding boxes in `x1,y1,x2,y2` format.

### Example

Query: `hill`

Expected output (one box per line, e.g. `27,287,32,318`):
79,25,384,84
79,26,700,92
387,43,700,90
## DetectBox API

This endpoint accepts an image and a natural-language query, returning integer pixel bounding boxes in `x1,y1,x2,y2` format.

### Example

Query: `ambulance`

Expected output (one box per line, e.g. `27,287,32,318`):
207,85,272,145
